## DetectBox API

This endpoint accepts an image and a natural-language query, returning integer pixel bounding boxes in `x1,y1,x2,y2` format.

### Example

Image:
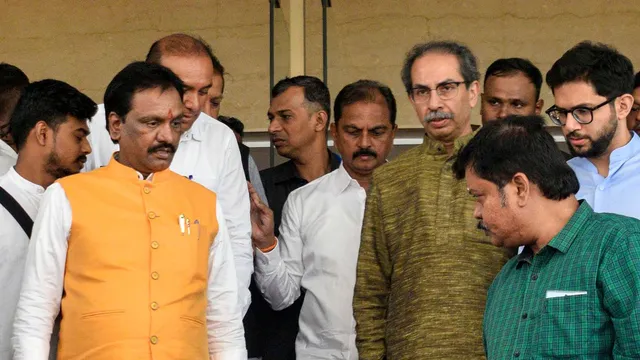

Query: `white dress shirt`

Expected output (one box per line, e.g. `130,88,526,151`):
12,179,247,360
0,168,44,360
254,164,366,360
85,105,253,315
0,140,17,176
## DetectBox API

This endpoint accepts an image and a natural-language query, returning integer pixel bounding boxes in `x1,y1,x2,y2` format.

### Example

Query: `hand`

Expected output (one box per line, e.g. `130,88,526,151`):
248,182,276,250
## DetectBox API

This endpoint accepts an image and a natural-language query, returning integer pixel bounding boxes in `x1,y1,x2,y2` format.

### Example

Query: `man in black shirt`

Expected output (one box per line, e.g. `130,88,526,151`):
245,76,340,360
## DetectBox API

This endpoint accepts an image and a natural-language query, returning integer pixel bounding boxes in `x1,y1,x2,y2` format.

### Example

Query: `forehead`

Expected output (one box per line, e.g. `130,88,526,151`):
58,115,89,131
465,167,495,192
129,87,183,117
553,81,601,108
632,87,640,103
340,98,391,127
411,52,463,85
484,73,536,100
159,55,213,88
269,86,307,112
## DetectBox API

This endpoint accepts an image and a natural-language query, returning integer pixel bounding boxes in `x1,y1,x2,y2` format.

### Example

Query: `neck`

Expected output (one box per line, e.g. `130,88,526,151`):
529,196,579,254
343,166,371,191
293,142,330,182
588,130,631,177
114,152,151,179
14,151,56,188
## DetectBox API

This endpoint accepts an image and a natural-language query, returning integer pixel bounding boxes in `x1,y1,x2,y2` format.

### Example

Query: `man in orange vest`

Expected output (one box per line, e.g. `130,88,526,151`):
12,62,247,359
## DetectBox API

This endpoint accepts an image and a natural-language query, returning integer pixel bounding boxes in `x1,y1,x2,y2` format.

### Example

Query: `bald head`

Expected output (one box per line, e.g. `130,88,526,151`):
146,33,215,65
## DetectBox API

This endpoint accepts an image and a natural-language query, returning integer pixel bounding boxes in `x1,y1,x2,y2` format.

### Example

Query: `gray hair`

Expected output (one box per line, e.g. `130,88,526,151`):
401,41,480,94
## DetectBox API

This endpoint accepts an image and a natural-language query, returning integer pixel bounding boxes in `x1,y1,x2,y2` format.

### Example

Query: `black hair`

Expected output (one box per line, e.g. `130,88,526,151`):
634,71,640,89
217,115,244,138
334,79,397,126
103,61,185,144
546,41,634,98
10,79,97,151
484,58,543,100
401,41,480,95
271,75,331,123
453,115,579,201
0,63,29,119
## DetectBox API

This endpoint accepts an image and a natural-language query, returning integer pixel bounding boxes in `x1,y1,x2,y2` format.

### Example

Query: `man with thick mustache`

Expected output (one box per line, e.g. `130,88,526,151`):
546,41,640,219
0,79,96,360
245,75,340,360
251,80,396,359
353,41,511,359
12,62,246,359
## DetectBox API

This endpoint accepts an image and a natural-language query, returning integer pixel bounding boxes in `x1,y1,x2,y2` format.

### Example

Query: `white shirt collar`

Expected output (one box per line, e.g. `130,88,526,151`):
6,167,45,195
333,163,362,195
0,139,17,159
181,112,212,142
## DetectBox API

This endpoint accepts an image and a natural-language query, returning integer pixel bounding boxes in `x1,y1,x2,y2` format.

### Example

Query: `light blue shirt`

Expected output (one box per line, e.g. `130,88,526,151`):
568,132,640,220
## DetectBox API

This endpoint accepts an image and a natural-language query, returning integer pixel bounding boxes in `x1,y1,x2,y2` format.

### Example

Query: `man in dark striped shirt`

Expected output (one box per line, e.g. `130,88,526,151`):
453,115,640,359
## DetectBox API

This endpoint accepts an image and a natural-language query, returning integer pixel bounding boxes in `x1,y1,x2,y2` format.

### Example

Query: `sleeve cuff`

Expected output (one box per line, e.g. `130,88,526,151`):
254,239,281,273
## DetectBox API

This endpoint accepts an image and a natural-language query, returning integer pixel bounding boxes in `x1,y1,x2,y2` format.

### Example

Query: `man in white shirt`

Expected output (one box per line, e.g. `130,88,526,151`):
84,34,252,315
0,79,96,360
12,61,246,359
250,80,397,359
0,63,29,175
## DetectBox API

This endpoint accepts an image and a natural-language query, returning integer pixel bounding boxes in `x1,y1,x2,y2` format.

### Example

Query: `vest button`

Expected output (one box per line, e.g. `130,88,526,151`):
150,335,158,344
143,187,151,194
151,272,159,280
148,211,156,219
150,301,159,310
151,241,159,249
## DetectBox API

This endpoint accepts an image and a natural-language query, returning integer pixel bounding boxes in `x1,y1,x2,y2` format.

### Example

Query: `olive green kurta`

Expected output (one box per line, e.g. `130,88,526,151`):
354,132,511,360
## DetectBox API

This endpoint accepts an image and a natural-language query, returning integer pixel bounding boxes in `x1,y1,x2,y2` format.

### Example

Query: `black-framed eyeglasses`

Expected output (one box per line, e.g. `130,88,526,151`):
545,97,616,126
410,81,466,103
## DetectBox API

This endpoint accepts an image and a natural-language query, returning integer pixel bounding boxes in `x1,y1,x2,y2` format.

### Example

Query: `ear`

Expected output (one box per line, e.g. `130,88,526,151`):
467,80,480,108
510,172,530,207
617,94,634,120
314,110,329,132
33,120,50,147
535,98,544,115
108,112,123,143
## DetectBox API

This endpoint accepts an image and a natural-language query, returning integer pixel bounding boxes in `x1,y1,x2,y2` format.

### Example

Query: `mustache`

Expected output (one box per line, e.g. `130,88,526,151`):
148,143,176,154
477,221,489,232
352,148,377,159
424,111,454,122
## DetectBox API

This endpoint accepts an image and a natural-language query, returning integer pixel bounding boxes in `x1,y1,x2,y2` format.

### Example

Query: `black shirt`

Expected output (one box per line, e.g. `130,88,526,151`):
244,151,341,360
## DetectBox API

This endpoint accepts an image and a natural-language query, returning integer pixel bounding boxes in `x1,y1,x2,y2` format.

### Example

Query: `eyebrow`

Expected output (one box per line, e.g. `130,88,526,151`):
413,78,459,88
75,128,90,136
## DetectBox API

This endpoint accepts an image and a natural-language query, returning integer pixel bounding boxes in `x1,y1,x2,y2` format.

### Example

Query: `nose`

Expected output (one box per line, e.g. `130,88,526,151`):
157,121,176,143
497,104,508,119
426,90,443,111
82,137,92,155
268,119,282,134
563,111,582,134
357,130,372,149
183,91,199,113
473,202,482,219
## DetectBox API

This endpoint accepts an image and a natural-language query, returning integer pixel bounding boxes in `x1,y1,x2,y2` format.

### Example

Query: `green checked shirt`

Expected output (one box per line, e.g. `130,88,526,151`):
483,201,640,359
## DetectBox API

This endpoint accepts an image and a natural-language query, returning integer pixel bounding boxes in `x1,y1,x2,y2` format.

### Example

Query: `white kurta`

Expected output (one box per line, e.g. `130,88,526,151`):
12,179,247,360
254,164,366,360
85,106,253,315
0,140,17,176
0,167,44,360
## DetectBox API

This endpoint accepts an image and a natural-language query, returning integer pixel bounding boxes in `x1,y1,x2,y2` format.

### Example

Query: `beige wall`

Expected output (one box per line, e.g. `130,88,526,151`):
2,1,640,131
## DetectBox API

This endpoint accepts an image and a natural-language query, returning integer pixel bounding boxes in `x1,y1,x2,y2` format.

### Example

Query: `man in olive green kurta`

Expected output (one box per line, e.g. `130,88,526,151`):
353,41,511,359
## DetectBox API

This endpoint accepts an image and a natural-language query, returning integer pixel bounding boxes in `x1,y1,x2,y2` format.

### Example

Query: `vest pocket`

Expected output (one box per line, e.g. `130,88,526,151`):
80,309,125,319
180,315,205,326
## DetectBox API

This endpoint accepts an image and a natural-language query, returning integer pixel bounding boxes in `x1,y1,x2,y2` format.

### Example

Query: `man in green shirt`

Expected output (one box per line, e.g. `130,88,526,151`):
353,41,511,359
453,115,640,359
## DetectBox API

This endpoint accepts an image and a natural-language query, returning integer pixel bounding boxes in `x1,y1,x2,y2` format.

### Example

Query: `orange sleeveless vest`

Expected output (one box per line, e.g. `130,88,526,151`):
55,158,218,360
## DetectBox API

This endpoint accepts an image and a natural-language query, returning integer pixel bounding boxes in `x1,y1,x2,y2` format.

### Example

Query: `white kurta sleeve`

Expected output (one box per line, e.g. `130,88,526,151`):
12,183,71,359
254,193,304,311
206,199,247,360
218,134,253,316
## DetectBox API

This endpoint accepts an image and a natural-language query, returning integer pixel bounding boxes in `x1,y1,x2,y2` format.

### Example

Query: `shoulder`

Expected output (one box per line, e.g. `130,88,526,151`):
260,161,292,181
168,170,217,198
592,211,640,238
288,170,335,201
193,112,236,144
57,168,104,187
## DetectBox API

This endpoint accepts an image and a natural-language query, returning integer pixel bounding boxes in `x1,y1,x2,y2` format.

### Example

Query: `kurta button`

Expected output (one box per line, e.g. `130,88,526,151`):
151,272,159,280
148,211,156,219
514,351,520,357
522,313,528,319
143,187,151,194
150,335,158,344
531,274,538,281
150,302,159,310
151,241,159,249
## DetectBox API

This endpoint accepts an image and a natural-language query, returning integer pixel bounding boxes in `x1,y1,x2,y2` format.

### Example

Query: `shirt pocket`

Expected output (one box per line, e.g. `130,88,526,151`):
535,294,594,357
